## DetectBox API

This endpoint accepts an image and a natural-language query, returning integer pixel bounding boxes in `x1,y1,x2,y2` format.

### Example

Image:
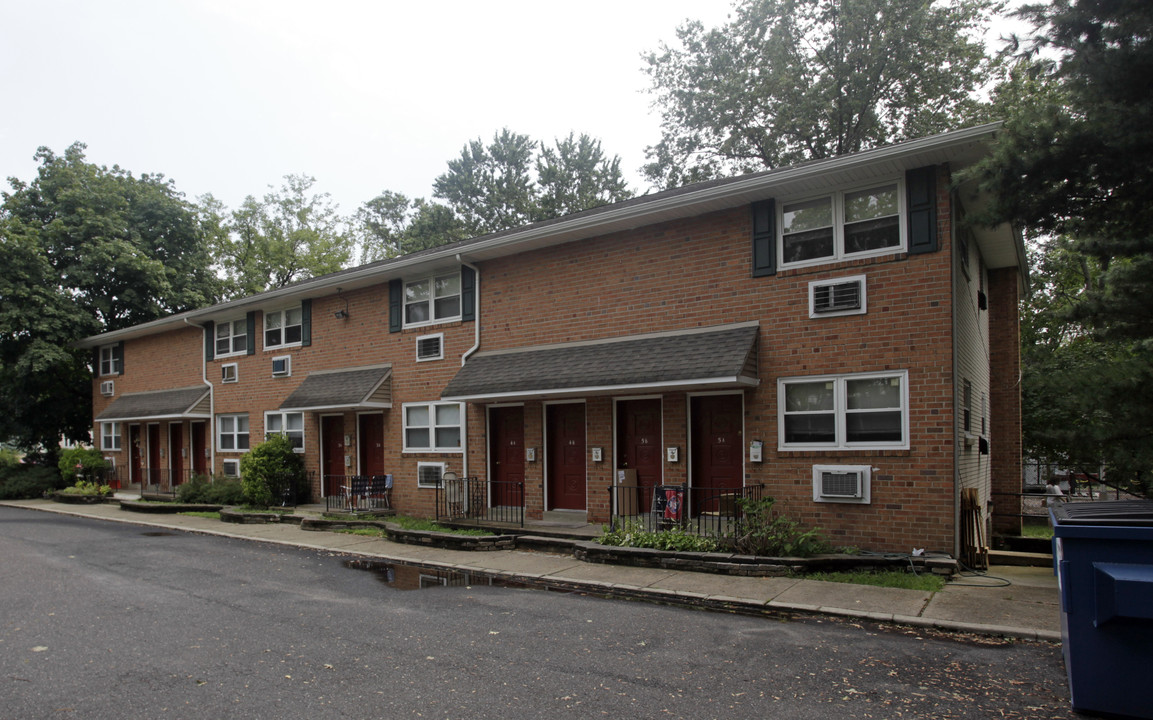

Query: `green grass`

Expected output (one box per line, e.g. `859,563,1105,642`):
1022,524,1053,540
389,515,493,536
336,527,386,537
178,511,220,519
804,570,945,592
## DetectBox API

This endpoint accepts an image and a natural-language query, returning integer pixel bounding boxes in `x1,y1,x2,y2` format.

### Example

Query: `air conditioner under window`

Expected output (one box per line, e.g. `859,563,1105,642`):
813,280,862,313
820,470,863,499
100,380,115,397
271,356,290,377
416,334,443,361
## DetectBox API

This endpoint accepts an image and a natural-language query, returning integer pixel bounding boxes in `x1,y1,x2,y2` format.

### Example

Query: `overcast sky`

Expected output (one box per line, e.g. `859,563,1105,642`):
1,0,739,215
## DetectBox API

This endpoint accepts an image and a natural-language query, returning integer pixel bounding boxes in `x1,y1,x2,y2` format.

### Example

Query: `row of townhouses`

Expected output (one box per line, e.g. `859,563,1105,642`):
79,124,1025,556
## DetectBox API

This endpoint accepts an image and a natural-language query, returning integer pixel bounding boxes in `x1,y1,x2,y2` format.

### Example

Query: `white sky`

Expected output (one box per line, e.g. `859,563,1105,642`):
0,0,737,214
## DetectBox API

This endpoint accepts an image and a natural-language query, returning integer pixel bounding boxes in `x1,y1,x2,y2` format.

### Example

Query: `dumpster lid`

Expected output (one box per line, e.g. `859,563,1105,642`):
1051,500,1153,526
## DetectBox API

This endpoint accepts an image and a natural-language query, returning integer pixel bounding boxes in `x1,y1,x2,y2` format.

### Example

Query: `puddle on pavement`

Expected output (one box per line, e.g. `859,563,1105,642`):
344,558,534,592
140,531,176,537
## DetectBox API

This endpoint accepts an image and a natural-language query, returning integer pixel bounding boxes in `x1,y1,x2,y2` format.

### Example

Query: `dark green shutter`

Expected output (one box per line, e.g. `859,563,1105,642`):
751,200,776,277
300,299,311,347
203,321,215,362
906,166,938,255
116,341,124,375
461,266,476,322
246,312,256,355
389,279,402,333
92,348,101,376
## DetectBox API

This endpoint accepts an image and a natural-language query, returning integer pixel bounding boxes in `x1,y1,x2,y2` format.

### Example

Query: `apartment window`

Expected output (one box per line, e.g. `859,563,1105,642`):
781,182,902,267
99,344,122,376
265,307,302,348
416,461,446,489
215,319,248,356
779,371,908,450
265,411,304,451
405,273,461,327
222,459,241,478
101,422,121,451
404,402,463,452
221,363,238,383
963,380,973,433
217,414,250,452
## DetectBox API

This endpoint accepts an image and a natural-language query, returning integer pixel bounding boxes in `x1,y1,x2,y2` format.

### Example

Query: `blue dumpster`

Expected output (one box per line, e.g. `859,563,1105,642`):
1051,500,1153,719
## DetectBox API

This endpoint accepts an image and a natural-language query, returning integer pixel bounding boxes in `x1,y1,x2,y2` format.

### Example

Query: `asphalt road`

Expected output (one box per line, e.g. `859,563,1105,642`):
1,507,1074,719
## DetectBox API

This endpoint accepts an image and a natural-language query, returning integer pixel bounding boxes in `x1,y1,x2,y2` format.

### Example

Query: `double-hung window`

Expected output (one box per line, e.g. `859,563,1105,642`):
403,402,462,452
779,371,908,450
265,307,302,349
101,422,121,451
217,414,250,452
216,319,247,356
265,411,304,451
405,273,461,327
99,344,122,376
781,182,903,268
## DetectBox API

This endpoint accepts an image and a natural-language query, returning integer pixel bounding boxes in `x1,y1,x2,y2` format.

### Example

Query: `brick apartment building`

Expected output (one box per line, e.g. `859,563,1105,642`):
78,123,1025,555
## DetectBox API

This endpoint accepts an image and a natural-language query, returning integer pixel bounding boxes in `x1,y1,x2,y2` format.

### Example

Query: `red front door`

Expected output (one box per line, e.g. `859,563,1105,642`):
691,394,744,514
129,424,143,486
322,415,345,497
547,403,586,510
147,424,161,486
490,407,524,507
358,413,385,476
618,399,662,510
190,422,207,477
170,423,185,485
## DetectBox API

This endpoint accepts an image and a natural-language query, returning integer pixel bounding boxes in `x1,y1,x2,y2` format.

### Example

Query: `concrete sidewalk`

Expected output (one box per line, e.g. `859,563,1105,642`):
2,498,1062,642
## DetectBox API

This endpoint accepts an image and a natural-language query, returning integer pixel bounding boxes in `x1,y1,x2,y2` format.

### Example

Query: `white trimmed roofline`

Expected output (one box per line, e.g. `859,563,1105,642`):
78,123,1010,348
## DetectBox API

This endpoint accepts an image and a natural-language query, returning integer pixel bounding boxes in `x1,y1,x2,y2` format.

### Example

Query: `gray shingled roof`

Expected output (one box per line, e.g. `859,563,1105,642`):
441,324,759,402
279,365,392,411
95,386,211,421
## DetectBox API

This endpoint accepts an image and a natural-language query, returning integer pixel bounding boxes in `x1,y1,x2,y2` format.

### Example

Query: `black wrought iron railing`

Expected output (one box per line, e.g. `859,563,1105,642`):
435,476,524,528
324,474,392,513
608,482,767,536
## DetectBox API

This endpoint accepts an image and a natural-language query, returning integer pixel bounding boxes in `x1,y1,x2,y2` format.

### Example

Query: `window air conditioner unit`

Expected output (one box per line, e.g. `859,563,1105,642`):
813,280,863,313
820,470,864,499
271,356,290,377
416,334,443,361
100,380,115,397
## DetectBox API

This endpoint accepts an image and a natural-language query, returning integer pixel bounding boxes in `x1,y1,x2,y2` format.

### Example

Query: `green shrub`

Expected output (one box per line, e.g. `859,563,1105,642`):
720,496,832,558
0,464,61,499
58,447,108,484
175,475,244,505
598,521,721,552
239,435,305,508
0,448,21,467
58,479,113,497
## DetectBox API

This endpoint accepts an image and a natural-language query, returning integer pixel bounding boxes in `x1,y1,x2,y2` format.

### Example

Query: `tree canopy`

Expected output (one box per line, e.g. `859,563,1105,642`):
0,143,221,453
642,0,1003,188
976,0,1153,496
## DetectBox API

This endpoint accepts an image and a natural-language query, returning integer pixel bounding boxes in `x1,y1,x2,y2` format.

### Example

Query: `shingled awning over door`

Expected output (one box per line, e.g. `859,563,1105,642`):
278,364,392,412
441,323,760,403
95,386,211,422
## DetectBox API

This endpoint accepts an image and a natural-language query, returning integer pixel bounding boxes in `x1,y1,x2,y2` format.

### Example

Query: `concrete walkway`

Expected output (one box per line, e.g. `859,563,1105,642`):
2,498,1062,642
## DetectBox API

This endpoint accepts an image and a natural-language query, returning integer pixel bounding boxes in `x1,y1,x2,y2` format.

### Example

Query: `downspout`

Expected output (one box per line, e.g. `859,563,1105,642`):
184,317,214,479
457,254,481,482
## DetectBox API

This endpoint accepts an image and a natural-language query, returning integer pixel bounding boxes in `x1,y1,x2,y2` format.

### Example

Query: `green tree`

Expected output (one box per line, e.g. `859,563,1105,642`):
536,133,633,220
214,175,352,297
239,434,305,508
976,0,1153,496
642,0,1003,188
0,143,220,454
352,192,467,264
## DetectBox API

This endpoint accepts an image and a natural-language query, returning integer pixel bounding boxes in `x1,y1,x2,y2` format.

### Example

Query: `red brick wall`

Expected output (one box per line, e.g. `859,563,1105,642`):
988,267,1023,535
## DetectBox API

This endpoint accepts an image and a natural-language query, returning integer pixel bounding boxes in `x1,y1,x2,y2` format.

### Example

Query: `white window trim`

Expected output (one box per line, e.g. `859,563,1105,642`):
812,464,872,504
264,411,305,453
222,458,241,477
101,422,121,451
221,363,238,383
403,401,464,453
778,179,907,271
416,333,445,362
99,344,121,376
216,413,250,453
271,355,292,377
215,318,248,358
264,306,303,350
417,461,446,489
778,370,910,451
808,274,867,318
403,272,462,329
